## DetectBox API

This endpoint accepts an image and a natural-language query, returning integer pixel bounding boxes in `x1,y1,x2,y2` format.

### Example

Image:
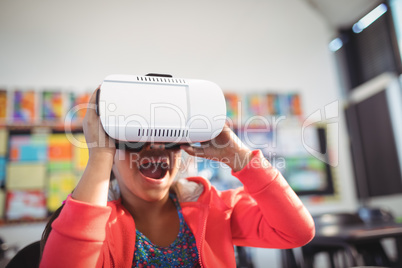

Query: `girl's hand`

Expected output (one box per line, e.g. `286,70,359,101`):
72,87,115,206
181,124,252,172
82,86,116,158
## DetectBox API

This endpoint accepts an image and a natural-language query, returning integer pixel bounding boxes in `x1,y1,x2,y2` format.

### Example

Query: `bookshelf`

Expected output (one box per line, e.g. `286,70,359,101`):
0,87,337,224
0,89,90,224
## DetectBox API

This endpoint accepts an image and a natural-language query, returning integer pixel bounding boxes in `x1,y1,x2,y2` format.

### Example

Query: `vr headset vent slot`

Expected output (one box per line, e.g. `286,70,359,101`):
136,128,187,138
136,76,186,84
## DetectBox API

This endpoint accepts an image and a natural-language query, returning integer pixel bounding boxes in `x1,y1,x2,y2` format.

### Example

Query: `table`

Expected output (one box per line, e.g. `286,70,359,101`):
302,221,402,268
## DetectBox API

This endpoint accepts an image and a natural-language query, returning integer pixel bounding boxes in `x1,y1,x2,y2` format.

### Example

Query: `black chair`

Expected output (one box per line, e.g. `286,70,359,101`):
6,241,41,268
236,246,255,268
301,212,394,268
281,248,300,268
10,242,255,268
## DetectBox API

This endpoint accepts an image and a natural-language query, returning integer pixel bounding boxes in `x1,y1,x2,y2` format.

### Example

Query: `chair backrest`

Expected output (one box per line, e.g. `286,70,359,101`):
6,241,40,268
0,237,6,261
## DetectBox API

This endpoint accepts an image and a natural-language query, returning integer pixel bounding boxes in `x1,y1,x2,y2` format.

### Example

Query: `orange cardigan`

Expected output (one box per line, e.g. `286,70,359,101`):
41,150,315,267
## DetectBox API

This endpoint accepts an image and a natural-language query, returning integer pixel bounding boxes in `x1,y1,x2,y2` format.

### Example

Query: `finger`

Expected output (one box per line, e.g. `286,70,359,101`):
180,144,195,155
89,86,101,104
180,144,205,157
84,87,101,119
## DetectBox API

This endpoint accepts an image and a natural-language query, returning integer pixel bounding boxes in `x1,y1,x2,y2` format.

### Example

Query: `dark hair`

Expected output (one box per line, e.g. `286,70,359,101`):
39,170,116,260
40,204,64,259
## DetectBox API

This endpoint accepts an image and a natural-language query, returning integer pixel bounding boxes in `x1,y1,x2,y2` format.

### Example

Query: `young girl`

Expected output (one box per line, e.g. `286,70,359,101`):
40,87,315,267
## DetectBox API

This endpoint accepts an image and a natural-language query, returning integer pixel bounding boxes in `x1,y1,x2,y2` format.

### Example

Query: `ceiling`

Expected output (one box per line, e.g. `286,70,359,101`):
303,0,383,30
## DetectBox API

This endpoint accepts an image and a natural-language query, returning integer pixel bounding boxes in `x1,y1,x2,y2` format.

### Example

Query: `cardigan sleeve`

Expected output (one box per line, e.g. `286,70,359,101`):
229,150,315,249
40,196,112,268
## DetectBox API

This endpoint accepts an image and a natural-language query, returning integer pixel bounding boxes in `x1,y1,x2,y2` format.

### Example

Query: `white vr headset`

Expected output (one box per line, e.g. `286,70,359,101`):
97,74,226,149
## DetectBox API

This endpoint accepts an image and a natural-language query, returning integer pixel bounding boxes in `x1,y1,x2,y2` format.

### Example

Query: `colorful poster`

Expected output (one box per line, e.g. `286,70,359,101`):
283,157,327,192
13,90,36,122
6,190,47,220
9,134,48,162
42,91,63,121
48,134,73,161
47,172,78,212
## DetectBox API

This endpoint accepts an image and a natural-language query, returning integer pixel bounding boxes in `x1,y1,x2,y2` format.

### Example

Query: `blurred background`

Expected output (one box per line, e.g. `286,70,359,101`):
1,0,402,267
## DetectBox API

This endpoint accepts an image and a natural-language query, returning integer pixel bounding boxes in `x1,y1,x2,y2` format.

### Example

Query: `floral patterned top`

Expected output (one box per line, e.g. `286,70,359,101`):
133,194,200,268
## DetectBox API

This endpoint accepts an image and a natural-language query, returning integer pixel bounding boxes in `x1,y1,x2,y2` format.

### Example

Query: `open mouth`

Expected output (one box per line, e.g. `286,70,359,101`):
139,159,169,180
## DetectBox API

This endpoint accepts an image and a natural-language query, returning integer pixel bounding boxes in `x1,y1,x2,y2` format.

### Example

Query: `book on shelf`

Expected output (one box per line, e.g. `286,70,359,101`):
12,90,38,123
5,190,47,221
289,93,303,116
6,162,47,190
0,128,8,156
266,93,281,115
48,133,73,161
224,92,241,126
47,159,77,212
9,134,48,162
0,89,92,126
42,91,64,121
47,172,78,212
0,90,7,121
65,92,91,123
73,133,88,171
47,161,74,172
0,190,5,219
245,93,267,119
0,157,5,187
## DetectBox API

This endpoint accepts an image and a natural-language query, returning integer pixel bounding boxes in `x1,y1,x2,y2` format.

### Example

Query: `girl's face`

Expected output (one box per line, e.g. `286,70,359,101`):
112,143,182,203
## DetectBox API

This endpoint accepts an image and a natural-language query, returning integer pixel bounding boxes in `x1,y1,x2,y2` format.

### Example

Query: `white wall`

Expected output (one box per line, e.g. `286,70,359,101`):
2,0,397,266
0,0,338,101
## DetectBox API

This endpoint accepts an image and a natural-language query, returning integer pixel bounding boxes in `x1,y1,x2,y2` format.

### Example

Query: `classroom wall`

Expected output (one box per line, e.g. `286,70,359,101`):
1,0,400,266
0,0,356,206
